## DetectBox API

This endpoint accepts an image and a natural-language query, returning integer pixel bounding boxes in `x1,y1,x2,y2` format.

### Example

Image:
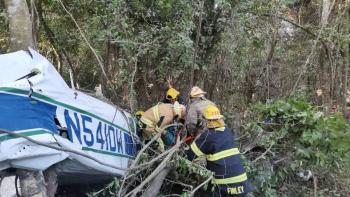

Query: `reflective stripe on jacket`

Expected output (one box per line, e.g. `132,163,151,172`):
140,103,176,134
186,127,250,187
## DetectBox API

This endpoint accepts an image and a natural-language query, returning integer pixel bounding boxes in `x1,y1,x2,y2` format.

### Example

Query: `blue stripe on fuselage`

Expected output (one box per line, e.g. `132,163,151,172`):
0,93,58,133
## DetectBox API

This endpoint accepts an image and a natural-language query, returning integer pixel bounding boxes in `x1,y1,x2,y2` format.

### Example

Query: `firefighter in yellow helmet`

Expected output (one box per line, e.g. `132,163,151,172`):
186,105,252,196
162,87,185,104
135,110,145,129
135,111,144,120
185,86,217,135
134,111,144,148
163,79,185,104
140,102,186,151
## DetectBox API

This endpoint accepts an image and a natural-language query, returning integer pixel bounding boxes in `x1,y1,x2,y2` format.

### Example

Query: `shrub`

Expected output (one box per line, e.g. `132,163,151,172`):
243,98,350,196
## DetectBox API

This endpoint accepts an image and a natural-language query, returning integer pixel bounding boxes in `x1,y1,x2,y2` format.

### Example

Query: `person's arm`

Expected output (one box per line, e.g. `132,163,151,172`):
186,130,211,161
167,78,173,89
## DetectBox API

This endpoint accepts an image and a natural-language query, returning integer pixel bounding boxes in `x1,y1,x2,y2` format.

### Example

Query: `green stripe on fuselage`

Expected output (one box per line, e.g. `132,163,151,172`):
0,129,49,142
0,129,134,158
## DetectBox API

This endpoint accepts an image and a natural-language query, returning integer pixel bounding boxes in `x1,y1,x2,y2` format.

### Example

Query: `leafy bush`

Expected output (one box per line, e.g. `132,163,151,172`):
243,98,350,196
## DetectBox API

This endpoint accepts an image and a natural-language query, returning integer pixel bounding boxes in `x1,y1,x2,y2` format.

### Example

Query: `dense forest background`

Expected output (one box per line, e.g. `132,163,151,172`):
1,0,349,113
1,0,350,196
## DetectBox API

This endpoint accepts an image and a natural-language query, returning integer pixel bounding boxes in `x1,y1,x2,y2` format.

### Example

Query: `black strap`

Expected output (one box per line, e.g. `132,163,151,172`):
157,116,165,127
16,70,39,81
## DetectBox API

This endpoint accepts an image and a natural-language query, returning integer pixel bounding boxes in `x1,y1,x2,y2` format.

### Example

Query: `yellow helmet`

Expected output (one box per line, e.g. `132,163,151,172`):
203,105,223,120
166,88,180,100
190,86,206,98
135,111,144,117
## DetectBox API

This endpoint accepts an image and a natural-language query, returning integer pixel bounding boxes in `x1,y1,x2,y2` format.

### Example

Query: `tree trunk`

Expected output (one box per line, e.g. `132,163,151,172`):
343,1,350,117
4,0,52,196
321,0,331,25
17,170,47,197
43,166,58,197
4,0,34,51
189,1,204,91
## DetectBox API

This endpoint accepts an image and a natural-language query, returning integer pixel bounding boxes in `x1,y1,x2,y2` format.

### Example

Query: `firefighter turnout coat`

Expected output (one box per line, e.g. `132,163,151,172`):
186,127,251,196
185,97,216,131
141,104,172,131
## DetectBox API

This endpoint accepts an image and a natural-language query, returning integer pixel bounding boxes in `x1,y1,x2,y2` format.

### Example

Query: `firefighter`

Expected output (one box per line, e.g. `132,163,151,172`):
140,102,186,151
185,86,216,135
134,110,144,144
162,79,185,104
162,87,182,104
186,105,252,196
162,87,185,105
135,111,144,121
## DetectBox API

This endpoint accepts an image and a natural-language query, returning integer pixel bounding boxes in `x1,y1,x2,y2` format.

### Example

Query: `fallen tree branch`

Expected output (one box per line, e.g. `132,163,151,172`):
189,175,213,197
164,179,193,190
125,148,179,197
183,158,210,173
129,145,178,171
130,123,183,168
273,157,288,164
252,144,273,163
119,124,183,197
130,132,162,168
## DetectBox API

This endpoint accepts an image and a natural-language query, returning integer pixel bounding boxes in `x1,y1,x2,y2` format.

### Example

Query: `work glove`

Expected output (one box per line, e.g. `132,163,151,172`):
185,124,196,136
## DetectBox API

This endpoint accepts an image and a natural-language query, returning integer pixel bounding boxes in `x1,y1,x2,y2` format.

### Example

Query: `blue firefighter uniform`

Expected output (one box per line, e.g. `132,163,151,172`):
186,127,252,196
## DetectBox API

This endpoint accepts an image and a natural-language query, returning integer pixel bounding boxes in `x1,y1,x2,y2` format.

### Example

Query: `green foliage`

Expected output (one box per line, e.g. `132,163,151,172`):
176,156,212,179
244,98,350,196
39,0,203,105
256,98,350,166
0,8,6,23
87,178,120,197
173,156,214,195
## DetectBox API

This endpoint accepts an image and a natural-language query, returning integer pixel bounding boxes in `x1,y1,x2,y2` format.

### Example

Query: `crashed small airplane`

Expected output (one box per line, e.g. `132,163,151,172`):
0,48,139,184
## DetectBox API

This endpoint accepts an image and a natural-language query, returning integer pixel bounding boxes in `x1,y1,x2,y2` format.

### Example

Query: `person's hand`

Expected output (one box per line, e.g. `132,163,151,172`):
167,77,173,89
186,124,197,136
